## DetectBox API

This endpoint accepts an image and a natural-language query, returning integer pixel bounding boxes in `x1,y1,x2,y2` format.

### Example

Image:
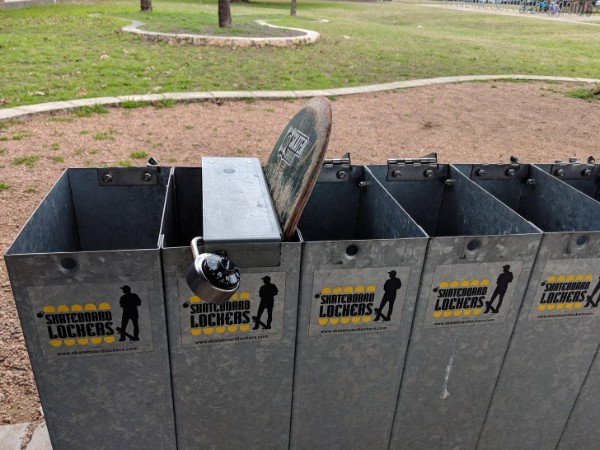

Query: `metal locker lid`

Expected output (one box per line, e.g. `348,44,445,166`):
202,157,282,244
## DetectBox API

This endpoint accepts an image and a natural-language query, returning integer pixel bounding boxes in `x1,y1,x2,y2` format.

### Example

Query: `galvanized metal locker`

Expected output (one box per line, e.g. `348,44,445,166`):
535,160,600,449
290,160,428,450
557,349,600,449
370,160,542,450
456,163,600,450
160,159,301,450
4,167,177,450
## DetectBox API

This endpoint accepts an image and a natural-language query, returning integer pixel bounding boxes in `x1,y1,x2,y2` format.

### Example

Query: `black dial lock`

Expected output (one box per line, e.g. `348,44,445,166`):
186,237,240,304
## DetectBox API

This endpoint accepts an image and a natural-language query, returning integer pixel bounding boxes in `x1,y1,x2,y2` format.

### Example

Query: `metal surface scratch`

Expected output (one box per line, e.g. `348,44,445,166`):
441,336,457,400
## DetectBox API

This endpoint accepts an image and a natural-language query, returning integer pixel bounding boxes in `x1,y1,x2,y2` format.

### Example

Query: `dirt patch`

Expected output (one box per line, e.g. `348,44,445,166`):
1,80,599,424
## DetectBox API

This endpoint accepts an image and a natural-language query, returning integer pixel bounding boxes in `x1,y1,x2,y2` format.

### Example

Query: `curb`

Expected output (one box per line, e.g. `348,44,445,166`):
0,421,50,450
121,19,320,47
1,75,599,121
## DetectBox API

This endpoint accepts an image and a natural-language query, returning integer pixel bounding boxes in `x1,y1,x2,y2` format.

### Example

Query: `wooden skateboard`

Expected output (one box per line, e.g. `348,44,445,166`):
263,97,332,240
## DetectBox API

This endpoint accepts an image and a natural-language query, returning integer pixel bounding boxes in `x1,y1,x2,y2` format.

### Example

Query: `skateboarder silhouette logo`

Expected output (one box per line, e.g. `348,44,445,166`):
117,286,141,341
374,270,402,322
484,265,514,314
585,276,600,308
253,276,278,330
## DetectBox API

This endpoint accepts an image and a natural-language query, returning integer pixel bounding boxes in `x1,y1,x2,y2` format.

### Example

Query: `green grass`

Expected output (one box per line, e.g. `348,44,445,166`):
12,155,40,168
11,131,34,141
92,128,120,140
73,104,109,117
130,150,148,159
121,100,146,109
567,86,600,101
1,0,600,109
153,98,176,108
52,155,65,162
130,9,304,36
0,183,9,192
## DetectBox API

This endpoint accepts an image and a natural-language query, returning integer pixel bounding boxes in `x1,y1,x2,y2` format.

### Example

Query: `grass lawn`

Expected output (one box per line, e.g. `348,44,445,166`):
1,0,600,108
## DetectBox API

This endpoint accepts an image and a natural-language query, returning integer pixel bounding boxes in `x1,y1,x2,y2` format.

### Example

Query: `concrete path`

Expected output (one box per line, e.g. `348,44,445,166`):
418,3,600,26
0,422,51,450
1,74,599,122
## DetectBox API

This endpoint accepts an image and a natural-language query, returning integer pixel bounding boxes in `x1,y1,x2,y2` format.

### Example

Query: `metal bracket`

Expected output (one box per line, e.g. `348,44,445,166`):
386,152,444,181
319,152,354,182
550,157,599,180
97,166,158,186
469,163,528,180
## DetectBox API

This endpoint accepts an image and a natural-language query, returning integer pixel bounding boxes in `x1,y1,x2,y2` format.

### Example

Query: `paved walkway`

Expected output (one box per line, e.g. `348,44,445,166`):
418,3,600,26
0,74,599,122
0,421,51,450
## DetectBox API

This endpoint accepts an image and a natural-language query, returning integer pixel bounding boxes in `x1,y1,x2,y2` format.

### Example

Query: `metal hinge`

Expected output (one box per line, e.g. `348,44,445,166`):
320,152,354,182
551,156,598,180
323,152,351,167
386,152,442,181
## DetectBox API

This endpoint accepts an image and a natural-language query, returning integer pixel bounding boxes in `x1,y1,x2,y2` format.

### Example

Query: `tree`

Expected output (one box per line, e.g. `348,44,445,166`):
290,0,296,16
141,0,152,12
219,0,232,28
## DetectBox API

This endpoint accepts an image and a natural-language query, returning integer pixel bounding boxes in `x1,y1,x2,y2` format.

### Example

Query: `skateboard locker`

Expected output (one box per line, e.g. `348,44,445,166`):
290,161,428,450
159,159,301,450
4,167,177,450
456,163,600,450
7,94,600,450
369,160,542,450
535,160,600,449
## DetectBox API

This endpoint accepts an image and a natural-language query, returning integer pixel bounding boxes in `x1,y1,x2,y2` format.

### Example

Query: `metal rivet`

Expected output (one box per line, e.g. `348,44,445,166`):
336,170,346,180
142,172,153,182
102,173,113,183
475,168,486,177
444,179,455,187
555,168,565,177
525,178,536,186
582,169,592,177
358,181,368,190
505,168,516,177
423,169,434,178
391,170,402,179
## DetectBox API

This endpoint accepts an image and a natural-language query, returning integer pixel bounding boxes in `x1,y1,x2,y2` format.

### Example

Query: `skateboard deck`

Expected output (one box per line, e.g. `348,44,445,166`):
264,97,332,240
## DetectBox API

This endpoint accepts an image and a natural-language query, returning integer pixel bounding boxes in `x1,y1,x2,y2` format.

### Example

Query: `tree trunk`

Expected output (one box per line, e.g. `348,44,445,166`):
140,0,152,12
290,0,296,16
218,0,232,28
